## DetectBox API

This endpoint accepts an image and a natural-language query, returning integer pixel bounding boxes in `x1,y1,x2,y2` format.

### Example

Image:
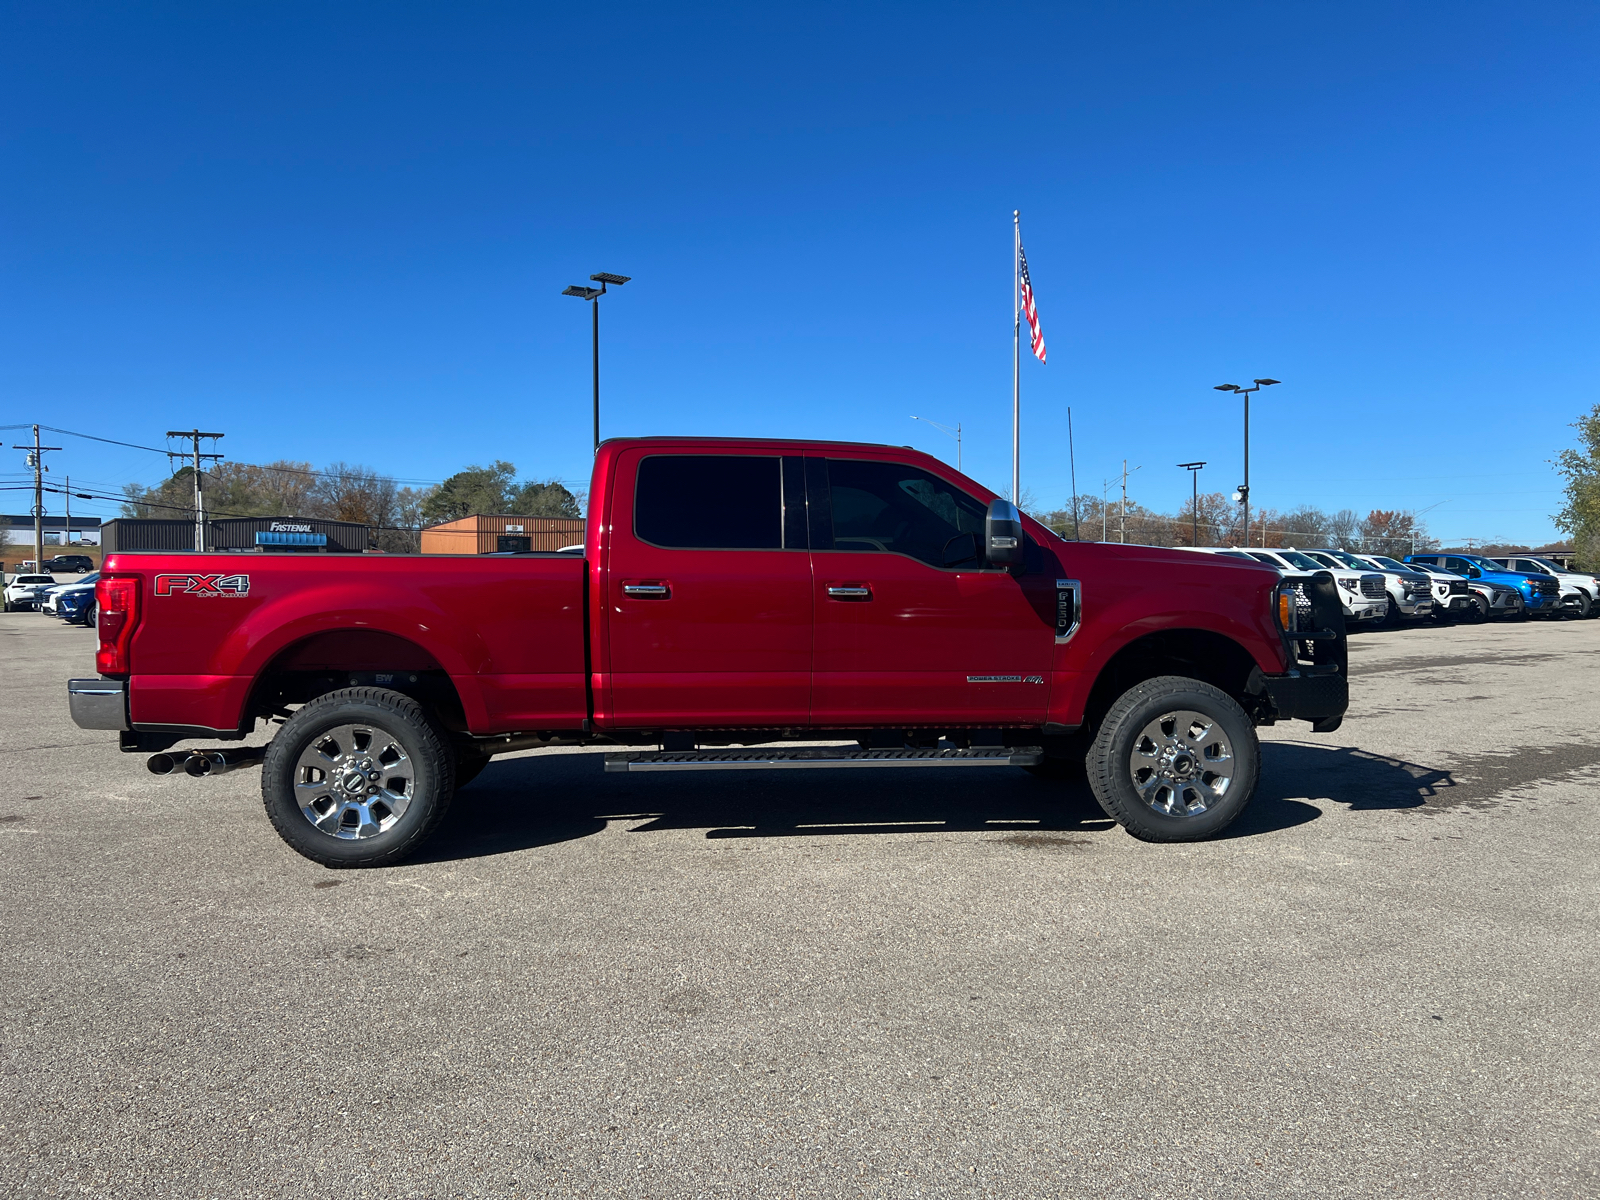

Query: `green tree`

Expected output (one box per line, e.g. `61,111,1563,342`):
509,479,581,518
419,461,519,523
1555,403,1600,571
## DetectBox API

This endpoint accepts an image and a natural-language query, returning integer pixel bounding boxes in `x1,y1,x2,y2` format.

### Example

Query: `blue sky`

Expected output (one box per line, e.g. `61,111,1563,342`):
2,2,1596,545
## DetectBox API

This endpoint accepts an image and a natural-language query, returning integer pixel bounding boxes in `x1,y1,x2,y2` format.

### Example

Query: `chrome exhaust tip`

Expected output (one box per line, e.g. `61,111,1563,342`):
146,753,179,775
183,752,220,778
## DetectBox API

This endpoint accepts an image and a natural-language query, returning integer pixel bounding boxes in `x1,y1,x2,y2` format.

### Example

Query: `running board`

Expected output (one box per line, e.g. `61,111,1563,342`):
604,746,1044,773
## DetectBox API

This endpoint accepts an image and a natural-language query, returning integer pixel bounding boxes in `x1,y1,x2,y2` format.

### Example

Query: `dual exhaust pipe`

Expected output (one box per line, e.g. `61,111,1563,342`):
147,747,267,778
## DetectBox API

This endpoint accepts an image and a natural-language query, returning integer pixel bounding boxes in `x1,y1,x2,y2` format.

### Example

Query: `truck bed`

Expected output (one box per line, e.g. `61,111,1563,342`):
104,551,587,736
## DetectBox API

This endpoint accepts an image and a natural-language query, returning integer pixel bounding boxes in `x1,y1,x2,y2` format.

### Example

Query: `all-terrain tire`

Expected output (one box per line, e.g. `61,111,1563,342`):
262,687,455,868
1086,676,1260,843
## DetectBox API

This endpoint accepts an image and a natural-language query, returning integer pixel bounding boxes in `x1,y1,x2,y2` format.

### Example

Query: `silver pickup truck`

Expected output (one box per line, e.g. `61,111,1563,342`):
1303,549,1432,625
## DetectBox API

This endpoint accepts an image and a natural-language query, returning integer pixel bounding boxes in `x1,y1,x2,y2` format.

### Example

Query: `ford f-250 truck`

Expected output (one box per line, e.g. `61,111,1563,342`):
68,437,1349,866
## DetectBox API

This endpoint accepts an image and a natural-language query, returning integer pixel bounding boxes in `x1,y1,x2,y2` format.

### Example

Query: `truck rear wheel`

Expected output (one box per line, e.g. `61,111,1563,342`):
261,687,456,868
1086,676,1259,842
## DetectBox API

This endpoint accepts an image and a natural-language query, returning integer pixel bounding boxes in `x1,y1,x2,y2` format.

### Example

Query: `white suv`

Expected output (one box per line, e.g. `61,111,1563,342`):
3,573,57,612
1491,556,1598,619
1225,547,1387,624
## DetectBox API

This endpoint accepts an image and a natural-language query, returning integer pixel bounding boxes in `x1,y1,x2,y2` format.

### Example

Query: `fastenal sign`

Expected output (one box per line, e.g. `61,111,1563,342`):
269,522,313,533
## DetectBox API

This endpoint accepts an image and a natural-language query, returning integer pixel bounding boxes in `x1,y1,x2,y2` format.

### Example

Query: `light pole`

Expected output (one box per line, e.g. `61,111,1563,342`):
1178,461,1207,546
1213,378,1279,545
562,272,632,454
910,415,962,472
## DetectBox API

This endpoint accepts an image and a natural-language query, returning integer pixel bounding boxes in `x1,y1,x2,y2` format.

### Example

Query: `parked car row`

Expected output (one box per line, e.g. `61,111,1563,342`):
2,571,99,623
1192,547,1598,626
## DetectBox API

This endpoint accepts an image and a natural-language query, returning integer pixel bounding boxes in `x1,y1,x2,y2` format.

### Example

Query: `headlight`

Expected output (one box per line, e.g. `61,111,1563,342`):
1339,577,1360,593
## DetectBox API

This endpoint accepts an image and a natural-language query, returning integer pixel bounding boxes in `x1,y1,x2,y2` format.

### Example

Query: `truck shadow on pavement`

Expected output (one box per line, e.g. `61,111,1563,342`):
413,741,1458,863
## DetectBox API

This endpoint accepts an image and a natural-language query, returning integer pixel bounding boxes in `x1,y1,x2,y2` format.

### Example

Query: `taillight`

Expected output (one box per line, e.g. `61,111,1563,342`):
96,576,140,676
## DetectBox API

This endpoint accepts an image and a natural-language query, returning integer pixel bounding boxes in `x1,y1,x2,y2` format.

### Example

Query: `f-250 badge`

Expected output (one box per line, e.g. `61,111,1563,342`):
154,573,251,598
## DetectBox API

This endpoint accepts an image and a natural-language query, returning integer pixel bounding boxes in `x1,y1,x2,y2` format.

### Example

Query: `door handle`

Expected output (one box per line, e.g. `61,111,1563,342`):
622,583,671,598
827,586,872,599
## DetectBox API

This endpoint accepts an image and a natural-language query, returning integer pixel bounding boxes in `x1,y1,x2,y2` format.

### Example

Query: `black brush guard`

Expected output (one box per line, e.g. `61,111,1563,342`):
1258,571,1348,733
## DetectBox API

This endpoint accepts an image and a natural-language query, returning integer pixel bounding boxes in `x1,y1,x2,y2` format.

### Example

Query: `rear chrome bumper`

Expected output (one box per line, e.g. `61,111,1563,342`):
68,678,129,730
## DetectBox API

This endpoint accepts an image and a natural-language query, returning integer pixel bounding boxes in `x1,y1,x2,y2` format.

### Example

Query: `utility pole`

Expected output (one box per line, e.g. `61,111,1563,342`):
1119,461,1142,544
64,476,70,549
1101,478,1114,542
1067,407,1080,540
166,431,225,552
12,426,62,571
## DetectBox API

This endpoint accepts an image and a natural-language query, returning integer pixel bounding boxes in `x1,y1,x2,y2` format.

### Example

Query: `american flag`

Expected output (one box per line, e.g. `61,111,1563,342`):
1018,242,1046,364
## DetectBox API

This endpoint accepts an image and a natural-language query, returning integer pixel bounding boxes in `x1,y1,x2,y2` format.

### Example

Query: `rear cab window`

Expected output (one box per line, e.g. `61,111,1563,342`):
633,454,799,550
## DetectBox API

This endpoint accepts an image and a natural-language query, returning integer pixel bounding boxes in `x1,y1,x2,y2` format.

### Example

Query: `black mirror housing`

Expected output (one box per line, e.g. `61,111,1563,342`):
985,499,1025,572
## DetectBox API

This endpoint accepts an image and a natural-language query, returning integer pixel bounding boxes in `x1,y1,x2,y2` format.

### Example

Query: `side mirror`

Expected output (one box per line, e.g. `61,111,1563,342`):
985,499,1025,572
1468,567,1481,578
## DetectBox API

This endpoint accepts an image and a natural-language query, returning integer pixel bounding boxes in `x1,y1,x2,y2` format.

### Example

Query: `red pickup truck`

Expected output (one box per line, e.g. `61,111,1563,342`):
69,436,1348,866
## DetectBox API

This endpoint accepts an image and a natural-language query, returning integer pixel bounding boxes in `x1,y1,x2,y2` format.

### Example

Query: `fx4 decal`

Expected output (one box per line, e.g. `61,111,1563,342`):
154,573,251,598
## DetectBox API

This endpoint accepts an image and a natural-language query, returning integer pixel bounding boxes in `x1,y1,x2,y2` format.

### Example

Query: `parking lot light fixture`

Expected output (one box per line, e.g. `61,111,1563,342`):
1213,378,1280,546
562,273,631,454
1178,461,1207,546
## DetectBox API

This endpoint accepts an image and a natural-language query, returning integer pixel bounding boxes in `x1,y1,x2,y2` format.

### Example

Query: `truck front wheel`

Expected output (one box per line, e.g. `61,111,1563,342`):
1086,676,1260,842
261,687,456,868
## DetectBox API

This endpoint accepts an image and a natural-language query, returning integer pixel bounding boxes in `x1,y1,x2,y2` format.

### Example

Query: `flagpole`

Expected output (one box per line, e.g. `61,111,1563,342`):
1012,210,1020,505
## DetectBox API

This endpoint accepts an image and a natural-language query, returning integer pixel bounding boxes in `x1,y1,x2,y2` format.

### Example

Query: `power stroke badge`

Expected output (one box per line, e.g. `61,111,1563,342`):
153,573,251,598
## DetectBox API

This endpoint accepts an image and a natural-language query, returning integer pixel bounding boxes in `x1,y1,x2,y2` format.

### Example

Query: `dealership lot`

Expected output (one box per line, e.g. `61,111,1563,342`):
1,614,1597,1199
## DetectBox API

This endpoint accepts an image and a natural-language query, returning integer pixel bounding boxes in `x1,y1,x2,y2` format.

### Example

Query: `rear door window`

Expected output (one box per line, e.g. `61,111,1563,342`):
634,455,784,550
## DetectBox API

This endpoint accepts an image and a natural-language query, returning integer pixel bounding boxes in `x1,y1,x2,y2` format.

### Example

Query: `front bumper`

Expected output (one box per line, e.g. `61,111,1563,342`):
68,678,129,730
1343,597,1383,621
1262,671,1349,731
1262,572,1349,733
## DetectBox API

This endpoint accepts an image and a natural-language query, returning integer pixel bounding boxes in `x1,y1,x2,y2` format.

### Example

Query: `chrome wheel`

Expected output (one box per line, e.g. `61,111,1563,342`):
1128,710,1235,818
294,723,416,839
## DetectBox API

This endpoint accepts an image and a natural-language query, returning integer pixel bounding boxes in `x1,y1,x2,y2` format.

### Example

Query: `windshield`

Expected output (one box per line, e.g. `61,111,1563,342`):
1271,550,1324,571
1460,555,1506,572
1527,558,1564,573
1368,555,1409,571
17,575,53,584
1322,550,1370,569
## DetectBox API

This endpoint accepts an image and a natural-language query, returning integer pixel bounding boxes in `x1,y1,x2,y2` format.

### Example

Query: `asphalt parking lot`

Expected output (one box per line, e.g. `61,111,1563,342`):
2,613,1597,1199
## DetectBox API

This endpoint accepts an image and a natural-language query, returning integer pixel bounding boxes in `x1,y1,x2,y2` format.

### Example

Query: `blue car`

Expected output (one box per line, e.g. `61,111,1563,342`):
47,572,100,625
1404,553,1560,617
